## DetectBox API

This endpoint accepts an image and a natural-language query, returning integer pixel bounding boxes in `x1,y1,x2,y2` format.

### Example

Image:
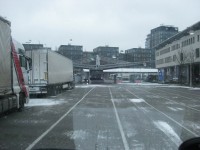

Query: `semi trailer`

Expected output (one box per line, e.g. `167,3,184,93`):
0,16,30,114
25,49,74,96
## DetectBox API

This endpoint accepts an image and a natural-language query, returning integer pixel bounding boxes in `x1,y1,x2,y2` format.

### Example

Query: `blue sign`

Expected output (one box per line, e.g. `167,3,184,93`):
158,69,164,81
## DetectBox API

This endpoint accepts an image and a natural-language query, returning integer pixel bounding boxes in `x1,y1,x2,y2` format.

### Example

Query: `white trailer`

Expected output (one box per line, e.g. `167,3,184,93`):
25,49,74,96
0,16,30,114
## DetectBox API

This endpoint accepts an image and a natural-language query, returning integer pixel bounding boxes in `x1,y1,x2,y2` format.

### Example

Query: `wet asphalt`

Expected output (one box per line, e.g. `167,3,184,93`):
0,83,200,150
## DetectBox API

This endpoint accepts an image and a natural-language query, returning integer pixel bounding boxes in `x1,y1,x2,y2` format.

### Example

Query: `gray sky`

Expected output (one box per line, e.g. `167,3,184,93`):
0,0,199,51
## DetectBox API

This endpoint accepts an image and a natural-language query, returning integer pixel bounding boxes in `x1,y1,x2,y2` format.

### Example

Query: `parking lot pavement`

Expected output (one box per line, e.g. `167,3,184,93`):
0,83,200,150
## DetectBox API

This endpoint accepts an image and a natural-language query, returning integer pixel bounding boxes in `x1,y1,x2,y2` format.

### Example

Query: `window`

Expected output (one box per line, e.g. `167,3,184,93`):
180,52,183,61
198,35,200,42
156,59,164,65
196,48,200,58
19,55,27,69
165,56,172,63
173,55,176,61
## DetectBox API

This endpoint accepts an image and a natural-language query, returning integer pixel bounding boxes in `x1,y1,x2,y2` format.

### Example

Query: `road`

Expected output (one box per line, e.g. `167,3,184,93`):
0,83,200,150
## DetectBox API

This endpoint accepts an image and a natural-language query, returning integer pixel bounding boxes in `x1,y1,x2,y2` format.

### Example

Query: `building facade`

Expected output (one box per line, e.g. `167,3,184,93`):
93,46,119,59
155,21,200,86
145,34,151,49
145,25,179,67
124,48,153,68
150,25,179,48
82,51,95,65
58,44,83,62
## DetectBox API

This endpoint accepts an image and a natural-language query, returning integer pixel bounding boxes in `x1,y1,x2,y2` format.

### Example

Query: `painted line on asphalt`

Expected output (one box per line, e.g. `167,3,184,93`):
109,87,130,150
154,88,200,101
135,87,200,112
158,87,200,99
25,87,95,150
126,88,199,137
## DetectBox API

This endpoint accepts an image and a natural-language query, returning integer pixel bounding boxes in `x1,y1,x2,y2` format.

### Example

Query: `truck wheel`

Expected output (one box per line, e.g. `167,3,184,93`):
68,83,72,90
18,94,25,111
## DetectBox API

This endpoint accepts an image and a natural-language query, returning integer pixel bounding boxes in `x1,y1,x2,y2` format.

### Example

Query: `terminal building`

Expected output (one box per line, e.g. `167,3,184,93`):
155,21,200,86
83,68,158,83
124,48,153,68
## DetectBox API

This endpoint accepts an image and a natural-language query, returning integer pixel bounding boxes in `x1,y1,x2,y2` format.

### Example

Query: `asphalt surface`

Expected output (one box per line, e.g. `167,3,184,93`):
0,83,200,150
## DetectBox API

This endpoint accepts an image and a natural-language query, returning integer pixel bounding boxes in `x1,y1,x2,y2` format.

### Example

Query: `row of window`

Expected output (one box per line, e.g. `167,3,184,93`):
157,48,200,65
160,47,170,55
182,37,195,47
171,43,180,51
156,59,164,65
165,56,172,63
157,34,200,56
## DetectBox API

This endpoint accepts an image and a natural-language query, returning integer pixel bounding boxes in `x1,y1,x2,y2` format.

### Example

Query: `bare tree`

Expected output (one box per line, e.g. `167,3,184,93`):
175,48,188,85
187,48,195,87
175,47,195,86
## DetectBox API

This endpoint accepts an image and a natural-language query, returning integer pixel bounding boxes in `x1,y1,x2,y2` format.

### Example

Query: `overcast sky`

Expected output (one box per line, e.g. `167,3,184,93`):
0,0,199,51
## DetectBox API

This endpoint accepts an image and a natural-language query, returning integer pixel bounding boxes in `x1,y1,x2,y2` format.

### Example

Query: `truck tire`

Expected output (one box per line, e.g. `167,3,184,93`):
68,83,72,90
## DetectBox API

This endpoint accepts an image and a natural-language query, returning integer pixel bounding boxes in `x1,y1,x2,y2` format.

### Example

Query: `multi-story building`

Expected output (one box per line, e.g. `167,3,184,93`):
155,21,200,86
58,44,83,62
93,46,119,59
145,25,179,67
150,25,179,48
124,48,153,68
145,34,151,49
82,51,95,65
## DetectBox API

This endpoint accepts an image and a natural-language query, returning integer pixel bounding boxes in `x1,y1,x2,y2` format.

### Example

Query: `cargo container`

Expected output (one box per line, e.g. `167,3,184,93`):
26,49,74,95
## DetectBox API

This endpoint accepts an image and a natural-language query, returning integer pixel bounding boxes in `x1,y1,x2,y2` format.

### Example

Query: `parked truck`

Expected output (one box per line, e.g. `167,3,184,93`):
25,49,74,96
0,16,30,114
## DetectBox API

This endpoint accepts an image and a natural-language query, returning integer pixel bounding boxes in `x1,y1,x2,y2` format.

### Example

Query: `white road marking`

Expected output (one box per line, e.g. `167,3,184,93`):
25,87,95,150
136,87,200,112
126,88,198,137
109,87,130,150
154,88,200,102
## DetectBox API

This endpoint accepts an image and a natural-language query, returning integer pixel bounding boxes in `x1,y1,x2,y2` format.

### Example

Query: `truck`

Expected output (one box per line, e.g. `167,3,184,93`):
89,69,104,84
0,16,30,114
25,49,74,96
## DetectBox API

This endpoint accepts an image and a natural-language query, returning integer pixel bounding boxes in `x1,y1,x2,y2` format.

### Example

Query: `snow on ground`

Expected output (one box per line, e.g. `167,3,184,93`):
75,84,112,88
25,98,65,107
129,99,144,103
168,107,184,111
64,130,89,140
188,87,200,90
155,85,191,89
119,82,161,86
97,130,108,140
112,99,124,103
154,121,182,146
14,119,47,124
185,121,200,130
